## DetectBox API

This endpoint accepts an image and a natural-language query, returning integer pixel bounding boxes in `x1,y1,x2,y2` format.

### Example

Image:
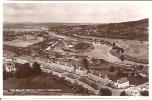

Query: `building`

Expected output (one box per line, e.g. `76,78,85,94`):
14,55,114,95
3,62,16,73
88,70,110,85
115,77,129,88
46,39,67,54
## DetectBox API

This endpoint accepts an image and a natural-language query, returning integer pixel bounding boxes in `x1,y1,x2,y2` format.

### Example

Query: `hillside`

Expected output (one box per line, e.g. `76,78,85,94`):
48,18,148,41
4,18,148,41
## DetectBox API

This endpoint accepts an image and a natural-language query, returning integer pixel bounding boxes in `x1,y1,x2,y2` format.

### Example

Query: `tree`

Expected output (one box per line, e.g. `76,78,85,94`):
120,91,127,96
15,63,23,78
99,88,112,96
15,62,42,78
23,63,32,77
113,42,116,46
3,69,8,80
81,57,88,69
116,69,127,77
32,62,42,75
120,55,125,62
9,72,14,78
121,48,124,53
140,91,149,96
138,65,144,70
109,66,115,72
15,63,31,78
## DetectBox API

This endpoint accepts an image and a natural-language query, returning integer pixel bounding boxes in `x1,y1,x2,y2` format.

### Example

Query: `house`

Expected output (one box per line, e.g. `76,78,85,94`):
115,77,129,88
88,70,110,85
90,58,106,65
4,62,16,73
75,67,88,76
77,77,100,95
52,68,63,77
64,72,76,84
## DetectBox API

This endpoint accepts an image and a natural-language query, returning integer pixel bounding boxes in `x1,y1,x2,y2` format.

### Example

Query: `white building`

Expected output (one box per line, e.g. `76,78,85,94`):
115,77,129,88
4,63,16,72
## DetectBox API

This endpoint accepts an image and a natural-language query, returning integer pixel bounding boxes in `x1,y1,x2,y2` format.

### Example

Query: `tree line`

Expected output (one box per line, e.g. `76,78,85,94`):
3,62,42,80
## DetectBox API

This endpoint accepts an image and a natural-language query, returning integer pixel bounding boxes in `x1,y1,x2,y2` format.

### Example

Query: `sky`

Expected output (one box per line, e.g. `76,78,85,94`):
3,3,150,23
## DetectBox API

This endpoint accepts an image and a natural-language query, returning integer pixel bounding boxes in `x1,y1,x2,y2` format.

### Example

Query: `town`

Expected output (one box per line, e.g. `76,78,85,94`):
3,18,149,96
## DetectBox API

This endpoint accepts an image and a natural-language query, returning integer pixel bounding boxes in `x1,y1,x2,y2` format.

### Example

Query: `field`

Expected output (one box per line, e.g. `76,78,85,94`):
3,73,90,95
3,37,43,47
101,38,148,60
79,43,121,63
117,40,148,60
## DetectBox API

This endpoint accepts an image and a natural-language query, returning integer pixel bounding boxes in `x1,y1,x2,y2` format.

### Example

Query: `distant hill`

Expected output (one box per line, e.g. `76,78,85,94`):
4,18,148,41
48,18,148,41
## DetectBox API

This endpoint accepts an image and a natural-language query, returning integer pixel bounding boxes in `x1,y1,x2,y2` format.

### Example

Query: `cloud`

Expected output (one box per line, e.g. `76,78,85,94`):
3,3,150,23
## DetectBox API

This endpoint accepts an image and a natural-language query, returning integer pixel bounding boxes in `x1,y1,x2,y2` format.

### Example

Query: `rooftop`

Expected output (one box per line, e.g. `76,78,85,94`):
117,77,129,84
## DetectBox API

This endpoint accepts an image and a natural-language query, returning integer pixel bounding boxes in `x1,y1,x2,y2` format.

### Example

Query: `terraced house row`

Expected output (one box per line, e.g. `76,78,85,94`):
7,55,131,95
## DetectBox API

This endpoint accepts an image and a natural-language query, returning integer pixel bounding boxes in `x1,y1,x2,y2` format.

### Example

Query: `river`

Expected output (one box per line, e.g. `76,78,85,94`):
46,31,148,66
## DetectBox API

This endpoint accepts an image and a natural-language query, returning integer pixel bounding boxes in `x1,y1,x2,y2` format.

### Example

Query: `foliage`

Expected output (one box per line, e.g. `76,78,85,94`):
3,69,8,80
120,55,125,62
15,63,31,78
74,42,94,50
15,62,42,78
140,91,149,96
138,65,144,70
81,57,88,69
99,88,112,96
32,62,42,75
116,69,127,77
109,66,115,72
120,91,127,96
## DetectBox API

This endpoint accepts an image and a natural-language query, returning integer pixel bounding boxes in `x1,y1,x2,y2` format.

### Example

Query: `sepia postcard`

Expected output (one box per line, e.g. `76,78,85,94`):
3,2,149,96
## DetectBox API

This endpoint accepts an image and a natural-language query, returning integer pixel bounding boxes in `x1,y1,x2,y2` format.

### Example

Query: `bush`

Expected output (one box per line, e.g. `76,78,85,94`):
74,42,94,50
140,91,149,96
3,70,8,80
120,55,125,62
9,72,14,78
138,65,144,70
116,69,127,77
32,62,42,75
15,63,31,78
109,66,115,72
99,88,112,96
81,57,88,69
120,91,127,96
15,62,42,78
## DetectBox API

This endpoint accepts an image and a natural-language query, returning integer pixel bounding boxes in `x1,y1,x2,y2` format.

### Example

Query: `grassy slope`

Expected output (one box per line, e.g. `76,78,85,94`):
3,73,85,93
